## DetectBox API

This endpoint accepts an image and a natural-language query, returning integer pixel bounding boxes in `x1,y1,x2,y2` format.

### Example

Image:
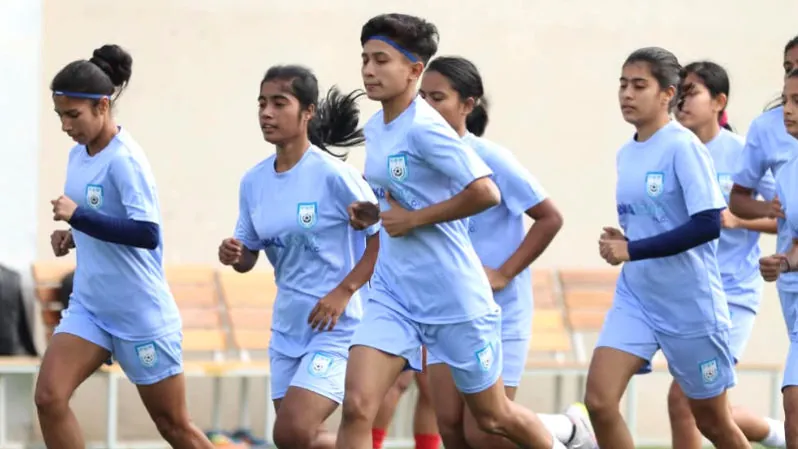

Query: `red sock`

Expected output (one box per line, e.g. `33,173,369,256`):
372,428,387,449
414,433,441,449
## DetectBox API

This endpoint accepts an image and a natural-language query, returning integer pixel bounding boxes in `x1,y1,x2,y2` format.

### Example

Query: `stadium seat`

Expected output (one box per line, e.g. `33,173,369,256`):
217,269,276,443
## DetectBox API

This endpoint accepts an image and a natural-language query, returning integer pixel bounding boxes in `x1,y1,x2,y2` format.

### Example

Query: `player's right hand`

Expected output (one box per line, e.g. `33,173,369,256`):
347,201,380,230
218,237,243,266
50,230,74,257
600,226,625,241
760,253,789,282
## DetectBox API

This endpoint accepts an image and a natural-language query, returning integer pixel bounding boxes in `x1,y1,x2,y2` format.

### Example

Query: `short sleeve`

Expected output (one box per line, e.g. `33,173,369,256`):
756,169,777,202
733,119,770,189
332,167,381,237
408,120,492,191
233,177,263,251
108,155,159,223
488,151,548,216
674,140,727,216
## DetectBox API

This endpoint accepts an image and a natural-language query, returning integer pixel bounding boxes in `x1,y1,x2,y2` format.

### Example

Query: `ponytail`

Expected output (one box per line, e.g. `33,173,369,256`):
465,97,490,137
719,110,733,131
308,87,365,161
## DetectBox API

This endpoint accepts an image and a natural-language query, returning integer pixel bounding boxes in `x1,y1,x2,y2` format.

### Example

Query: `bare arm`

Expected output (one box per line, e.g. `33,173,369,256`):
412,177,500,227
736,217,778,234
497,199,563,280
334,234,379,295
729,185,772,219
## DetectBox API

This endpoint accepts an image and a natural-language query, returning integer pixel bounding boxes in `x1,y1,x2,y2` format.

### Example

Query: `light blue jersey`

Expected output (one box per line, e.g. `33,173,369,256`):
363,97,496,324
615,121,728,337
234,146,379,359
733,106,798,292
463,133,547,338
708,129,775,313
64,128,180,340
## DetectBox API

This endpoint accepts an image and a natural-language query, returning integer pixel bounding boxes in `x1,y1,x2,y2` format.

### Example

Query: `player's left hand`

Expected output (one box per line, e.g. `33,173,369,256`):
599,238,629,265
308,286,351,331
760,253,789,282
484,266,510,291
380,192,419,237
721,209,740,229
51,195,78,222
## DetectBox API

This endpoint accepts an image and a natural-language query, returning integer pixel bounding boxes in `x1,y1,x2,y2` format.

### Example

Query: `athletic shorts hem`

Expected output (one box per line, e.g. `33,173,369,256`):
503,379,521,388
54,328,112,352
680,383,734,400
127,367,183,386
457,368,502,395
348,343,422,372
287,382,344,404
595,344,653,373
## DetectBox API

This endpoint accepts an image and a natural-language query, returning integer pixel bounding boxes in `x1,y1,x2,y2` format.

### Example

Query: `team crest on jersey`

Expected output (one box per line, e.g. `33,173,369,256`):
645,172,664,198
135,342,158,368
699,358,719,384
717,173,734,197
388,153,408,182
307,352,333,377
475,343,495,372
297,202,318,229
85,184,104,209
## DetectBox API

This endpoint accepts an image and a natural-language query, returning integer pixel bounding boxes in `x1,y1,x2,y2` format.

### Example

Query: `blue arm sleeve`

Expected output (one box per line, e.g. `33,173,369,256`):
69,207,160,250
627,209,721,261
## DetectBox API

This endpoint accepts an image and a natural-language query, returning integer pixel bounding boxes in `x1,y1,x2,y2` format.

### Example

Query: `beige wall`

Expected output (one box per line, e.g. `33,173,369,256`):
33,0,798,444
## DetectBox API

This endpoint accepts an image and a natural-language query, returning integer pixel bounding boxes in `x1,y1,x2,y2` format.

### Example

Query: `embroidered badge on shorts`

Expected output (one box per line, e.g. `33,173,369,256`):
699,358,719,384
307,352,334,377
475,343,495,372
135,342,158,368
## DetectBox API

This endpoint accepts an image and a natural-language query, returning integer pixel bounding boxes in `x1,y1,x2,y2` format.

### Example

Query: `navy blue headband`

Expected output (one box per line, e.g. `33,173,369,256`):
368,36,420,63
53,91,109,100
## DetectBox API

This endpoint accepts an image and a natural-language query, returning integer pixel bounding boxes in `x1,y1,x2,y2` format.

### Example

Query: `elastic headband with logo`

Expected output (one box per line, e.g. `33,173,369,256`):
368,35,419,63
52,91,109,100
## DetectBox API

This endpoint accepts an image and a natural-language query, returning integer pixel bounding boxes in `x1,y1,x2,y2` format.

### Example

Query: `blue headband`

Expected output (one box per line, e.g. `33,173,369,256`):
368,36,420,63
53,90,108,100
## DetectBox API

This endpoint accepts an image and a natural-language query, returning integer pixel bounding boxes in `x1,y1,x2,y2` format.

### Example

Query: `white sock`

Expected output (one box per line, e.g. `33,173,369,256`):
538,413,575,444
551,438,567,449
760,417,787,448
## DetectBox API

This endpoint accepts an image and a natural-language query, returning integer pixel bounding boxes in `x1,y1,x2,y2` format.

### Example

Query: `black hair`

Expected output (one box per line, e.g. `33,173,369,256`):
427,56,489,136
786,35,798,57
682,61,732,130
261,65,365,160
50,44,132,102
765,35,798,111
624,47,683,111
360,14,439,64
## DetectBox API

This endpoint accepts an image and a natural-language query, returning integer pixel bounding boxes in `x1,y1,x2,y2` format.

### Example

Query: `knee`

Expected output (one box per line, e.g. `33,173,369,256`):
464,422,493,448
34,380,69,416
150,411,192,443
468,403,509,436
690,403,729,441
667,382,692,421
341,389,378,426
584,384,619,423
273,418,314,449
435,408,465,442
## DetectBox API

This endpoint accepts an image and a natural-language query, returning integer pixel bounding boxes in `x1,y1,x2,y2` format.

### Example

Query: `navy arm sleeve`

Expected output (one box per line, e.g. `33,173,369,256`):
69,207,160,250
627,209,721,261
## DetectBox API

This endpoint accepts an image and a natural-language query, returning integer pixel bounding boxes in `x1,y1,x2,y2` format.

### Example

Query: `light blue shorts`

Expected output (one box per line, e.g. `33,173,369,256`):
596,302,736,400
727,303,757,363
269,347,347,404
54,302,183,385
428,335,529,388
350,300,503,395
